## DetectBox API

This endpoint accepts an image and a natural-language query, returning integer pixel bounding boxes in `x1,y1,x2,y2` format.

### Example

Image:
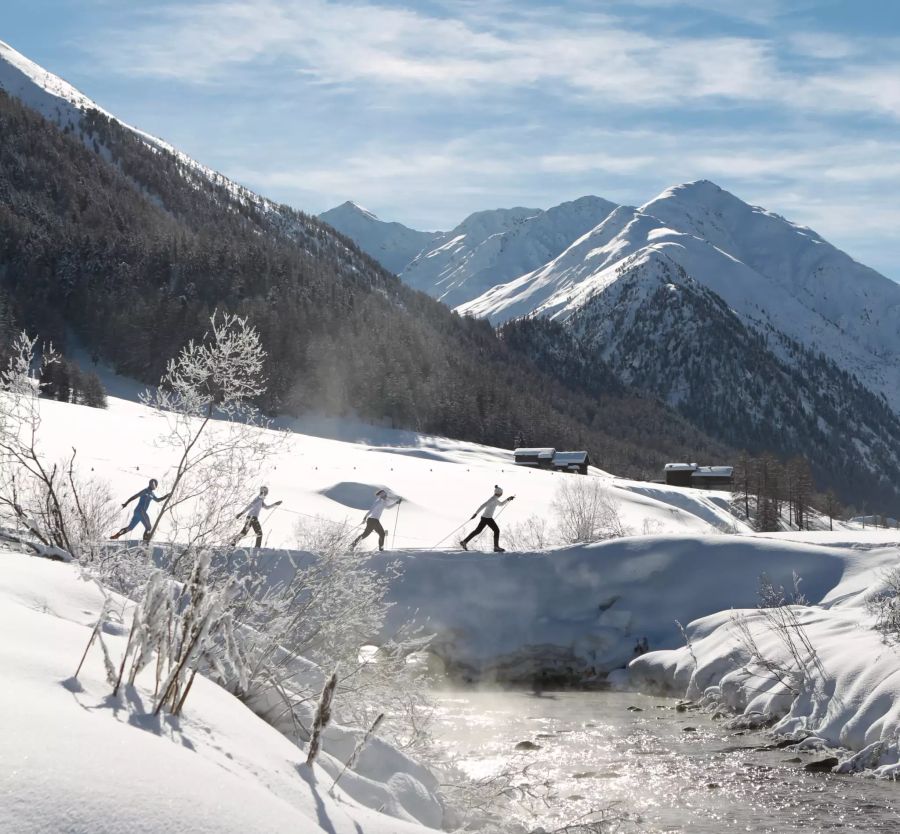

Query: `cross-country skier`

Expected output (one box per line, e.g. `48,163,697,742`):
460,485,515,552
352,488,401,551
232,486,282,549
111,478,169,541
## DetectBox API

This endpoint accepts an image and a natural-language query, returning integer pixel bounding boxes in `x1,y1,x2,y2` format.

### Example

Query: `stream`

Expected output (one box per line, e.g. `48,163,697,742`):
430,689,900,833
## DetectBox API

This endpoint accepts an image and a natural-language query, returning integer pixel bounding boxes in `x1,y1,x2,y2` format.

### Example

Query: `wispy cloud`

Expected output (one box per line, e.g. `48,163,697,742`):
84,0,900,119
66,0,900,278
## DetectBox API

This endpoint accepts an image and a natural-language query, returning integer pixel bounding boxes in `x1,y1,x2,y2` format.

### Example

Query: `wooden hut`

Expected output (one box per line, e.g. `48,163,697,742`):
514,447,556,469
664,462,697,487
551,451,591,475
690,466,734,490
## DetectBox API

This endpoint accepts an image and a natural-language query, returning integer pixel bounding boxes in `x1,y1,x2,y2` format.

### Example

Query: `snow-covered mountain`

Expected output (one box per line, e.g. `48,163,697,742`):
458,181,900,414
0,39,342,256
318,201,440,274
400,196,618,309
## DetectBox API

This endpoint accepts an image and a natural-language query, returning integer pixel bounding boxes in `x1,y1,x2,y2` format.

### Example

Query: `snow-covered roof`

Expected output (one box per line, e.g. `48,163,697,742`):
515,447,556,458
553,451,589,465
664,463,697,471
692,466,734,478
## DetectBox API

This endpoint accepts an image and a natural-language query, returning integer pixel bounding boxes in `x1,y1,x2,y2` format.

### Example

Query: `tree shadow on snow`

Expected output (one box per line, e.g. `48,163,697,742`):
296,763,338,834
60,678,196,751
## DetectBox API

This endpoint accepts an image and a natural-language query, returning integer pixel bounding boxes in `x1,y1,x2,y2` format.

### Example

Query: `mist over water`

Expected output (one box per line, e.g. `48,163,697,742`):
430,689,900,833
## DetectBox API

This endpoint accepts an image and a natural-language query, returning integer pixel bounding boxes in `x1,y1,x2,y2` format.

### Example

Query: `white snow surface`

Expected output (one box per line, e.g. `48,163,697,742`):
319,202,441,275
22,394,744,552
457,181,900,413
627,531,900,774
7,393,900,778
0,553,439,834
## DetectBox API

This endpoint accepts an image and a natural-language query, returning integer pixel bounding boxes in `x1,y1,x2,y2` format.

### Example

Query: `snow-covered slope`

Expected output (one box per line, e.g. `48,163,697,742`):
0,39,339,252
458,181,900,413
319,201,440,275
0,39,104,124
20,394,744,553
0,553,440,834
628,532,900,775
400,197,617,309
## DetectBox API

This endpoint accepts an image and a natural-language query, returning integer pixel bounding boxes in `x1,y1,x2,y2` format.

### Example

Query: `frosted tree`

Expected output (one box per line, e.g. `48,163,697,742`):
140,311,279,550
0,332,115,560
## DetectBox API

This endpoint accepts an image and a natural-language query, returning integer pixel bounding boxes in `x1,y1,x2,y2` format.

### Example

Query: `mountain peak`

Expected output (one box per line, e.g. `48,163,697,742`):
332,200,379,221
0,39,105,123
319,202,439,274
640,179,731,213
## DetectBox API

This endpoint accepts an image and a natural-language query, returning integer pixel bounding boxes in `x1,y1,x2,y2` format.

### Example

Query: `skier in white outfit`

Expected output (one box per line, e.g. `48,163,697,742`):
353,488,401,551
460,485,515,552
232,486,281,548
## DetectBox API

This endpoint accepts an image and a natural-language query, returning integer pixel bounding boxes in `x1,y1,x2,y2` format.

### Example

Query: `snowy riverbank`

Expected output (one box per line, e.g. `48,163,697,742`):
626,532,900,775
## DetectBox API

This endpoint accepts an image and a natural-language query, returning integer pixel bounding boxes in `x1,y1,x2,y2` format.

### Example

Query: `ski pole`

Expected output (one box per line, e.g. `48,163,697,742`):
261,505,281,549
392,501,401,550
431,519,469,550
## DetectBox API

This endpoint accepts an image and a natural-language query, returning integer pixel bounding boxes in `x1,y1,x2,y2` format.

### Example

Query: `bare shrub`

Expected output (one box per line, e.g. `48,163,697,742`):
0,333,116,561
757,571,808,609
505,515,554,551
866,567,900,640
552,478,629,544
730,602,824,697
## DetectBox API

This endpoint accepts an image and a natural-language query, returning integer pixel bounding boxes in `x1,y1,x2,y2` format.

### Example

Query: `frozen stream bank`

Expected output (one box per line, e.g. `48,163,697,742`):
431,689,900,833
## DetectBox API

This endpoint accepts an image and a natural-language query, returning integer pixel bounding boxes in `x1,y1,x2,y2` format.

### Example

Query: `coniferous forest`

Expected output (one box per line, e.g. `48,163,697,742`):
2,88,899,510
0,90,732,481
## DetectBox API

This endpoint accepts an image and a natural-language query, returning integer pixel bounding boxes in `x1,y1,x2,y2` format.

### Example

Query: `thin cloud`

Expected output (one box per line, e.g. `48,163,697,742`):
67,0,900,277
81,0,900,121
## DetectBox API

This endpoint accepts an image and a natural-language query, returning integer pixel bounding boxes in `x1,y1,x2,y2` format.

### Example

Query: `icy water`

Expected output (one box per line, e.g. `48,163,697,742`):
431,689,900,833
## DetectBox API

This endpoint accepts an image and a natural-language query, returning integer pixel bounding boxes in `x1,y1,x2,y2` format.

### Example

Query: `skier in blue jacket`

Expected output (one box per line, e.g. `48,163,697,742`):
111,478,169,541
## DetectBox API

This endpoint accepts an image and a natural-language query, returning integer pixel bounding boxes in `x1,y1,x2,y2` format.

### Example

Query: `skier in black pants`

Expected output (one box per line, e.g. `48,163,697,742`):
460,485,514,552
353,489,401,551
232,486,281,549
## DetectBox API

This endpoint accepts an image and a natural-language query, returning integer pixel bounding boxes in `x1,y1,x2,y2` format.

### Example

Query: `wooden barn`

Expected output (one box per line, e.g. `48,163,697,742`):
664,463,697,487
551,451,591,475
514,448,591,475
690,466,734,490
514,448,556,468
664,462,734,490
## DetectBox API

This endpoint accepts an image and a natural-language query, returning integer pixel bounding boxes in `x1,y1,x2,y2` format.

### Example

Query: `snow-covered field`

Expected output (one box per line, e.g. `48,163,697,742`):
5,389,900,834
25,394,745,552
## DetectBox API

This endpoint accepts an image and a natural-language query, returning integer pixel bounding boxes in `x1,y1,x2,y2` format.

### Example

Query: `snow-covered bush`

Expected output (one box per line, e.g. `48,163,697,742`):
505,481,630,550
222,516,434,754
0,332,116,561
866,567,900,640
108,553,248,716
140,311,281,548
552,478,629,544
504,515,554,550
757,571,807,608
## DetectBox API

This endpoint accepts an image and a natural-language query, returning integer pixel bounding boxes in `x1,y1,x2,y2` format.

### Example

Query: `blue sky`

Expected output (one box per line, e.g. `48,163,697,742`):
5,0,900,279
